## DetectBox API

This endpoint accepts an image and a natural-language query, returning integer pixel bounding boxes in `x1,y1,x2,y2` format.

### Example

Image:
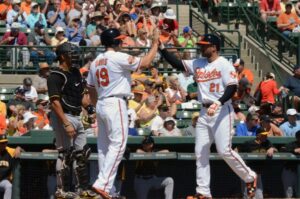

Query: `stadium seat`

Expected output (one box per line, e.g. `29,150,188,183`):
176,110,193,119
0,88,15,94
0,20,5,28
0,94,13,103
176,120,191,128
137,128,151,136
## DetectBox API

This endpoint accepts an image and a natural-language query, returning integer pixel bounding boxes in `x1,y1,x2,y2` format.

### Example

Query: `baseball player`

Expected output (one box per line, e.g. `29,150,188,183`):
86,28,160,199
47,42,99,199
160,34,257,199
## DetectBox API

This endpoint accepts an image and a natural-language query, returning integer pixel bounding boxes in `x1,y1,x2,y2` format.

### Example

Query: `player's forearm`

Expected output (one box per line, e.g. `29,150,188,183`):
50,99,70,125
218,84,237,105
160,48,185,71
139,42,159,69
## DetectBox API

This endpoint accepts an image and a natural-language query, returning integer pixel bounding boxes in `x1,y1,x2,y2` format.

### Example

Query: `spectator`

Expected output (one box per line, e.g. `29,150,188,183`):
67,1,81,25
21,77,38,103
280,0,296,13
142,80,155,101
177,71,194,92
129,86,145,113
134,136,174,199
187,77,198,101
151,104,172,136
7,87,34,118
178,26,197,59
0,134,22,199
282,65,300,110
26,2,47,28
280,130,300,198
66,16,86,45
17,111,37,136
33,99,50,130
277,2,300,37
238,127,277,199
148,66,163,86
86,11,104,39
128,108,138,136
28,22,55,68
256,72,282,114
90,24,107,46
135,28,151,53
130,1,143,20
165,75,187,104
183,112,199,136
235,113,260,136
118,12,136,38
0,99,7,118
60,0,74,12
20,0,32,16
233,58,254,85
33,62,50,94
0,22,30,68
232,100,247,122
280,108,300,136
0,0,12,21
260,114,283,136
112,0,122,19
7,104,25,136
158,9,178,36
137,95,161,128
6,0,27,28
136,13,156,37
158,117,181,136
233,78,254,107
0,115,7,135
51,27,68,48
260,0,281,22
47,0,67,28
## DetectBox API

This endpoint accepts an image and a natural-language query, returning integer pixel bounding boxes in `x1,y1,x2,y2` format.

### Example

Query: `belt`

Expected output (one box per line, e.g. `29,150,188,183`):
107,96,127,101
202,103,213,108
64,109,81,116
136,175,154,180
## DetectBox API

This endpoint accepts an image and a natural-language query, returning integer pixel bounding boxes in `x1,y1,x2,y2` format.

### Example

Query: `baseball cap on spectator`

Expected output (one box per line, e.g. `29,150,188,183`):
183,26,191,33
23,111,37,124
0,134,8,143
248,105,260,114
233,58,244,67
55,26,64,35
34,21,44,29
12,0,21,4
164,117,176,124
151,0,166,9
132,84,144,95
163,9,176,20
15,87,25,95
142,135,154,145
23,77,32,87
11,22,20,29
260,115,271,123
287,108,298,116
31,2,38,8
197,34,220,51
256,127,268,136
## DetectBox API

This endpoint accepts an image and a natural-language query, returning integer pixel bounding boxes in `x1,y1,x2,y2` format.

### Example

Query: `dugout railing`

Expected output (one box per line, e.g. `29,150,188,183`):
8,130,300,199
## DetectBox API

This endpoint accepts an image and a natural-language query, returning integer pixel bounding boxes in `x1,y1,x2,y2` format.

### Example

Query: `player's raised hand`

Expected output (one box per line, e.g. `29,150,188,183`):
207,101,221,116
152,28,160,44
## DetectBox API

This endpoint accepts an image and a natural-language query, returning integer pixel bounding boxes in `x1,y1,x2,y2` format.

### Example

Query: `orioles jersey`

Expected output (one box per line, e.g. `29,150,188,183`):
87,51,141,99
182,56,238,104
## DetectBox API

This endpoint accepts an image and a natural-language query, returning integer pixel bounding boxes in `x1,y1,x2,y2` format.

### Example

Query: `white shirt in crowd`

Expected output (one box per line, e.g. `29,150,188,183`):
20,85,38,101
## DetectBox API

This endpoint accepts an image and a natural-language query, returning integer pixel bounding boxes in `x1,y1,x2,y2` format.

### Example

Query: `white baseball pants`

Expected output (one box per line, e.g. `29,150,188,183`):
93,97,128,193
195,103,256,197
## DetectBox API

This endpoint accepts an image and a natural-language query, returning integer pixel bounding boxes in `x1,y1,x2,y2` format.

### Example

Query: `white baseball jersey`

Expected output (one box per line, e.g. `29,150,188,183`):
182,56,238,104
87,51,141,99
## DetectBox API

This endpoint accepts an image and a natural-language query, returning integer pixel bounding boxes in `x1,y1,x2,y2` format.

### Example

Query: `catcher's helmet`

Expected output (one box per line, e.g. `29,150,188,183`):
101,28,122,48
56,42,81,68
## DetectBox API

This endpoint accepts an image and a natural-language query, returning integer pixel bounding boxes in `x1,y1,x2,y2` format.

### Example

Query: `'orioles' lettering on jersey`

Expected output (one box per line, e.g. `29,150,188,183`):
182,56,238,104
87,51,141,99
195,68,222,82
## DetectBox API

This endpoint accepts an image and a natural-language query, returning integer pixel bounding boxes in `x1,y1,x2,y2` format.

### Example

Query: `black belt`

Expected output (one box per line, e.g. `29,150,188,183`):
136,175,154,180
202,103,213,108
107,96,127,101
64,109,81,116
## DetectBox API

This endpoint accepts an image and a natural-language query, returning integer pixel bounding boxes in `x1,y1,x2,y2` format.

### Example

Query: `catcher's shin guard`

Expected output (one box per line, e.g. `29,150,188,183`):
56,148,74,192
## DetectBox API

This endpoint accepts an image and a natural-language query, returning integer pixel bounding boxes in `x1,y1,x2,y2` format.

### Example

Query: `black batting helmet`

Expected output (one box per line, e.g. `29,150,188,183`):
101,28,122,48
56,42,81,68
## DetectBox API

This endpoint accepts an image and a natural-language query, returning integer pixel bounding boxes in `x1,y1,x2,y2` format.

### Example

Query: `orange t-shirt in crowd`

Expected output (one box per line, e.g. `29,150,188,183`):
33,111,49,129
20,1,32,15
259,79,280,104
60,0,74,12
0,115,7,135
238,68,254,84
0,3,12,20
277,12,300,31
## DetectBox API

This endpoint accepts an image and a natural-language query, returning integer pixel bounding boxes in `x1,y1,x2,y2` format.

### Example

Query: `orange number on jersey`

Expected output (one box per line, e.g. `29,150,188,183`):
96,68,110,87
209,83,220,92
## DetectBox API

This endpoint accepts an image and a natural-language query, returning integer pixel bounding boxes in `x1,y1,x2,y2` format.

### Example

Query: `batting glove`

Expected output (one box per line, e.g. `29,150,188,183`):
207,101,221,116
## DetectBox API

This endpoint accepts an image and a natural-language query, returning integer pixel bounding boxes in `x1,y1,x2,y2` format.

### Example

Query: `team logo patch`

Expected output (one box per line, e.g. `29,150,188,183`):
195,68,221,82
230,71,237,78
128,56,136,64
